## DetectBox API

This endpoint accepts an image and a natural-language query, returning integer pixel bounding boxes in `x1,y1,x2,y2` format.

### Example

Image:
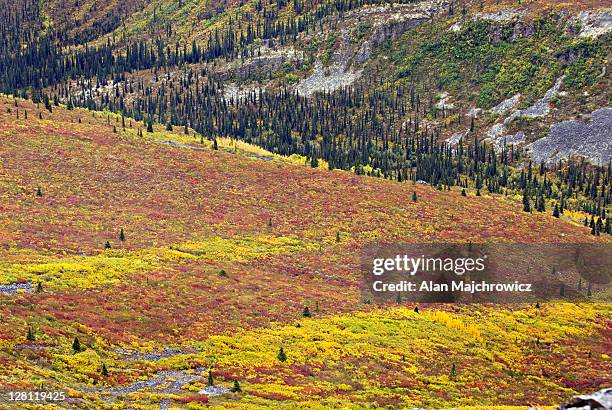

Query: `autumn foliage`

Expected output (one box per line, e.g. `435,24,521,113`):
0,97,609,408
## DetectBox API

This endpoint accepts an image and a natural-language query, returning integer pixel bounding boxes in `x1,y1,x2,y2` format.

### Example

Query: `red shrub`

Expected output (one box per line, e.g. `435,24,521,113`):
174,395,209,404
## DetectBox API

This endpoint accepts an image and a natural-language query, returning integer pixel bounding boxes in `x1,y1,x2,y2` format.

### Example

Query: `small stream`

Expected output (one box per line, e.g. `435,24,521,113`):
0,281,33,294
85,348,230,408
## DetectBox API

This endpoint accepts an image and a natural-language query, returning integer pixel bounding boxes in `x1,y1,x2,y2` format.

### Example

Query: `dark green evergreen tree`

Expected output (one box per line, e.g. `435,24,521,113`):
536,194,546,212
26,326,35,341
231,379,242,393
522,189,531,212
72,337,82,353
277,346,287,362
596,217,603,234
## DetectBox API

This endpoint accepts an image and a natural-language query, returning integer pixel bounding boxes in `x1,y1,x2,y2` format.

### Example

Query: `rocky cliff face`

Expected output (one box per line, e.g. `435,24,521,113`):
297,2,443,96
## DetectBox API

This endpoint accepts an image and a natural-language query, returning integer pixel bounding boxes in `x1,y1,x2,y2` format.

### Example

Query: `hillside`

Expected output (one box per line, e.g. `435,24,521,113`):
2,0,607,214
0,0,611,408
26,0,611,163
0,97,610,408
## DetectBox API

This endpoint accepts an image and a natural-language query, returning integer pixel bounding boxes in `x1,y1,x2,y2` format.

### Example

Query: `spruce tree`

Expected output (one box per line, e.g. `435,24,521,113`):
277,346,287,362
26,326,35,341
310,155,319,168
101,363,109,377
302,306,311,317
412,191,417,202
231,379,242,393
596,217,603,234
553,204,560,218
119,228,125,242
104,241,112,249
43,94,52,112
72,337,82,353
207,370,214,386
536,194,545,212
522,189,531,212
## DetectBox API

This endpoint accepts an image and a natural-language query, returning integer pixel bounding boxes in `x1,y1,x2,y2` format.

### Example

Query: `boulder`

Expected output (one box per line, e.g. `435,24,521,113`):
558,388,612,410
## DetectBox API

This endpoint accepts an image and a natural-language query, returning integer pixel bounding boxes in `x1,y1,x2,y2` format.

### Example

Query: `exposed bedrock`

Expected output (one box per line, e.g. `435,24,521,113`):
528,108,612,164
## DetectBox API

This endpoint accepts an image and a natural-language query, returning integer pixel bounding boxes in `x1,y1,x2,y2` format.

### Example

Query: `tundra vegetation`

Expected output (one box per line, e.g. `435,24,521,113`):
0,0,610,408
0,95,610,409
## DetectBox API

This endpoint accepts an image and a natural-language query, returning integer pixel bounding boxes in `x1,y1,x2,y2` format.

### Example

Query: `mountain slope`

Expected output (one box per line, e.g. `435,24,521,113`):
0,96,609,408
0,0,611,408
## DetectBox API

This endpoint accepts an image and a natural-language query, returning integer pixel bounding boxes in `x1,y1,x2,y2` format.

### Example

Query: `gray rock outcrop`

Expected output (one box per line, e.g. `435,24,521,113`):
528,108,612,164
558,387,612,410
